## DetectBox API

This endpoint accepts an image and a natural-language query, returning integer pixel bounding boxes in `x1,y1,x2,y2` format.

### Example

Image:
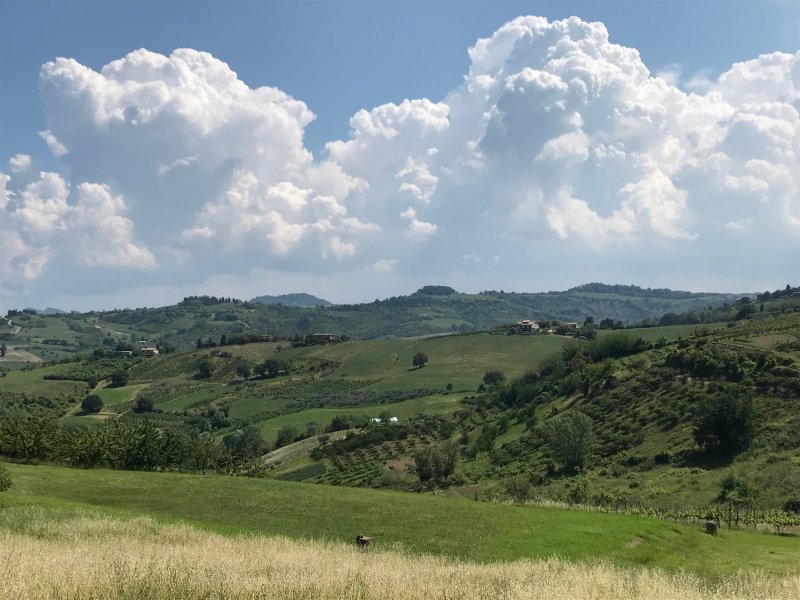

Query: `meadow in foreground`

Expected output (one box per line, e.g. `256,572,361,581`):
2,506,798,600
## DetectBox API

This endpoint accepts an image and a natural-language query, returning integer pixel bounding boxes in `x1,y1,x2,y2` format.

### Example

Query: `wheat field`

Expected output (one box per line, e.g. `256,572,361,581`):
1,507,798,600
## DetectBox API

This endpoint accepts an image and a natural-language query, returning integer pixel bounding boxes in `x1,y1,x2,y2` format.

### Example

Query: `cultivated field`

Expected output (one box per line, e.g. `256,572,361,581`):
1,505,798,600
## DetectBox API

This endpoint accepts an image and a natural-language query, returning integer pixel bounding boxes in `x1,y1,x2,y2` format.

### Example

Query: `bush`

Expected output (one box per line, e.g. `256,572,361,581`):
482,370,506,386
693,394,759,456
133,396,155,413
81,394,103,414
110,370,129,388
0,464,11,492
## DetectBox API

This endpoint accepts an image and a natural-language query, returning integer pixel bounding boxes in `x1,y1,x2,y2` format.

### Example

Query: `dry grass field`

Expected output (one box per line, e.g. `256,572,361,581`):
1,506,798,600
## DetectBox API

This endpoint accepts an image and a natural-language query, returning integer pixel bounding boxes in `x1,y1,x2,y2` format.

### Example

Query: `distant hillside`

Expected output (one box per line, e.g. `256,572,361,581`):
251,293,332,307
1,283,759,356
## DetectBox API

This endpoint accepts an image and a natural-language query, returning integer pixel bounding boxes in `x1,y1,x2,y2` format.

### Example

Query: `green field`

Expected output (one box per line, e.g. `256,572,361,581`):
2,463,797,578
96,383,148,406
256,393,462,444
276,333,569,392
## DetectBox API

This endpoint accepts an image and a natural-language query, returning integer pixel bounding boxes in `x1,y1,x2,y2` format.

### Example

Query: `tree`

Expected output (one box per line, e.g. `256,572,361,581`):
546,411,594,473
81,394,103,414
219,334,228,346
197,358,214,379
222,426,267,462
235,363,252,380
412,352,429,369
275,426,299,448
693,394,759,456
0,464,11,492
305,420,321,438
414,447,435,482
0,343,6,357
255,358,289,378
133,396,155,413
482,370,506,386
110,370,128,388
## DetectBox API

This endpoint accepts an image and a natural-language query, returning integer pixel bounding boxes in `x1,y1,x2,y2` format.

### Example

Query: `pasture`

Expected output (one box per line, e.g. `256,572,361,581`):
3,463,798,577
2,506,798,600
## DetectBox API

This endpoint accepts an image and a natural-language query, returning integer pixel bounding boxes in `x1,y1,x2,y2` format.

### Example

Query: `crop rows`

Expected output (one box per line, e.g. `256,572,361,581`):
315,434,436,487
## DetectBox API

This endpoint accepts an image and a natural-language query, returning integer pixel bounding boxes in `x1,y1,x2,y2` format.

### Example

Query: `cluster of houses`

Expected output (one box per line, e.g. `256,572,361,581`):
515,319,581,334
369,416,399,425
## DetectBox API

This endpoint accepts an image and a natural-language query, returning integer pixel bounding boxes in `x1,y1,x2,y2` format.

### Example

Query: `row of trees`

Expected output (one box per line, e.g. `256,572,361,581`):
0,416,268,474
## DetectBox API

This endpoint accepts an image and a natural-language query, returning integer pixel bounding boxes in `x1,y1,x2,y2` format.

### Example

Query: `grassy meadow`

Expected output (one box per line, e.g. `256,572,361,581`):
3,463,799,577
2,506,798,600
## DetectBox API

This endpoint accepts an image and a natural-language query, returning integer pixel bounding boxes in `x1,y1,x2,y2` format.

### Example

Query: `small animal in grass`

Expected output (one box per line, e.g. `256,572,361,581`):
355,533,373,549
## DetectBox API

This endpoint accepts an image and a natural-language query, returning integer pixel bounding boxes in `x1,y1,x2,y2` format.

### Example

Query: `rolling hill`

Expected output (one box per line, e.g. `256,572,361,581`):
0,283,743,358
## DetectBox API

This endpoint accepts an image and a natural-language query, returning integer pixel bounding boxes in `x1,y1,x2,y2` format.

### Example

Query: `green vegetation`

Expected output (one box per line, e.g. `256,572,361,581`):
3,284,741,358
2,285,800,570
3,462,799,577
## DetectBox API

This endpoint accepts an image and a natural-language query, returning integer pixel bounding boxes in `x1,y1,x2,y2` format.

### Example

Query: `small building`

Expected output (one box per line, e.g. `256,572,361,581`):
388,416,398,424
141,347,160,356
370,417,383,425
563,322,581,330
309,333,336,343
516,319,540,334
114,350,133,358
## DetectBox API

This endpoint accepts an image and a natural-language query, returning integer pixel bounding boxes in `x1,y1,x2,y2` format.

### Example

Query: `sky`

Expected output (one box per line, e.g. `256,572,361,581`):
1,0,799,312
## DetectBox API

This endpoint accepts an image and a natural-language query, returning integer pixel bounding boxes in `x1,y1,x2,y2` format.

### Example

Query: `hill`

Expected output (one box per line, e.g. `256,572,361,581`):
0,283,744,357
3,463,799,578
251,292,332,307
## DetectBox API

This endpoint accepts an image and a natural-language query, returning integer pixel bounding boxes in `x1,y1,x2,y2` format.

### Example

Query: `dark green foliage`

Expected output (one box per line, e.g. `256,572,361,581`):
133,396,155,413
235,363,252,379
564,476,591,504
275,426,299,449
718,472,761,504
0,464,11,491
254,358,290,378
326,414,370,433
784,497,800,514
693,394,759,456
110,369,129,387
222,426,267,461
412,352,429,368
415,285,457,296
81,394,103,414
196,358,214,379
504,475,531,503
482,370,506,386
414,441,458,483
546,411,594,473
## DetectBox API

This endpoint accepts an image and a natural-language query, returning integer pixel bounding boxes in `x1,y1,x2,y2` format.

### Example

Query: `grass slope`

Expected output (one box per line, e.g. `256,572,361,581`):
3,463,798,577
3,507,798,600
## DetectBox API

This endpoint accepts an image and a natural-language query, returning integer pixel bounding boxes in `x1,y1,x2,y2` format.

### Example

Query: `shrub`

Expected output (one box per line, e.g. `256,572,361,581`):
482,370,506,386
110,370,129,388
693,394,759,456
133,396,155,413
81,394,103,414
0,464,11,492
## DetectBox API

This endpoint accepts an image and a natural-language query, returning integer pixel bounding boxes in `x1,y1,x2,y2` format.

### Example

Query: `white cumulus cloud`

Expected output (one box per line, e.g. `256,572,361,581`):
3,17,800,306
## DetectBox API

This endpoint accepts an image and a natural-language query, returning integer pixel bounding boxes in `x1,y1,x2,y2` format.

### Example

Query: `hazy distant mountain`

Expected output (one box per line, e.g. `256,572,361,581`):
251,293,332,307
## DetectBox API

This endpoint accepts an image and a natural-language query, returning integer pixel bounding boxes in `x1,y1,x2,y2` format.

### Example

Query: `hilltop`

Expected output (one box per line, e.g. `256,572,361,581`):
251,293,332,307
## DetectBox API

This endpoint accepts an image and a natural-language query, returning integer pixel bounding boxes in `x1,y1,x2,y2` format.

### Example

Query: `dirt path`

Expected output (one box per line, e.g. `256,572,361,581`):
0,346,43,363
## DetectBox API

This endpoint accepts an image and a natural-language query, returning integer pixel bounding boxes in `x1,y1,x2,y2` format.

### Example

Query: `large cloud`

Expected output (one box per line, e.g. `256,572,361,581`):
2,17,799,308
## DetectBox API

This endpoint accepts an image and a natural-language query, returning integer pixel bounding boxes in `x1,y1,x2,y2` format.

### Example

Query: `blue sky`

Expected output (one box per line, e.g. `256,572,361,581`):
1,1,799,311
